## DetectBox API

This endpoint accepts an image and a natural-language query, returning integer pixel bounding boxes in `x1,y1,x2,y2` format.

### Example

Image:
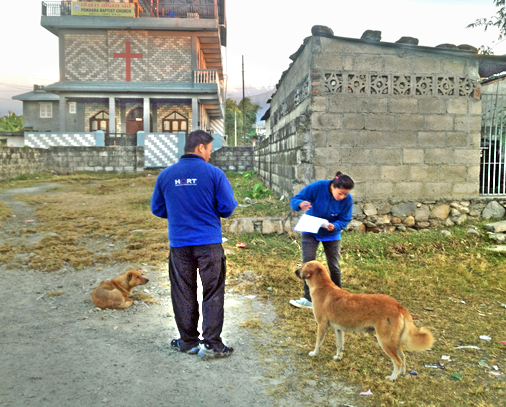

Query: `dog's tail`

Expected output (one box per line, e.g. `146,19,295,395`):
399,308,434,351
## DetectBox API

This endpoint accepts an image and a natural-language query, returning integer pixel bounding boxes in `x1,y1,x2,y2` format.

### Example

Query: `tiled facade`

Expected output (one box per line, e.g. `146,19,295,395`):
148,36,192,82
65,34,108,81
64,31,192,82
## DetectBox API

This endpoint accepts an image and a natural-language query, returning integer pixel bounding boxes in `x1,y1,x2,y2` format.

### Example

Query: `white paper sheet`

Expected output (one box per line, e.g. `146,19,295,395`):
294,214,330,233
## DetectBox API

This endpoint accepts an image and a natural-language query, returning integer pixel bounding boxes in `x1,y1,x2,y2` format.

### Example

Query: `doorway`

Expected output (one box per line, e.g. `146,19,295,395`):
126,107,153,133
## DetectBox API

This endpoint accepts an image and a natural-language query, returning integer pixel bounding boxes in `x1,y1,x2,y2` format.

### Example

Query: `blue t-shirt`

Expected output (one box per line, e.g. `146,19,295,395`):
290,180,353,241
151,154,238,247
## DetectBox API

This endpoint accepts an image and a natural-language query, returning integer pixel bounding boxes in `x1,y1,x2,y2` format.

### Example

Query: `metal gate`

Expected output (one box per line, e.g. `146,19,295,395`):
481,93,506,195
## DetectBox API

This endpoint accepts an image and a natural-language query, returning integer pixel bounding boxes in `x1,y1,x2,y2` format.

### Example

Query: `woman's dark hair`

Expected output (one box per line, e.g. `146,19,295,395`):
184,130,214,153
331,171,354,190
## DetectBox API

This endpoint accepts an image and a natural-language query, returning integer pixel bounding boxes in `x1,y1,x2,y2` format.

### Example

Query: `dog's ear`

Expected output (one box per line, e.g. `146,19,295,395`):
127,272,133,281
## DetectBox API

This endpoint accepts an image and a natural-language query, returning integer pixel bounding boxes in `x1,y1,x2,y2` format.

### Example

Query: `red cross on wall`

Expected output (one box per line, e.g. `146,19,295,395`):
113,41,143,82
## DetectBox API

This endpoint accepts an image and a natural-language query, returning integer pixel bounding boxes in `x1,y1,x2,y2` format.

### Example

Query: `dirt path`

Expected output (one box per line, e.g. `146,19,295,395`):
0,184,356,407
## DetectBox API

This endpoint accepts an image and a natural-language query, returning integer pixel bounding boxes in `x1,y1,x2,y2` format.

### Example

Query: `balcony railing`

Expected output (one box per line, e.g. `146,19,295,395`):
194,69,218,84
42,1,217,19
194,69,223,107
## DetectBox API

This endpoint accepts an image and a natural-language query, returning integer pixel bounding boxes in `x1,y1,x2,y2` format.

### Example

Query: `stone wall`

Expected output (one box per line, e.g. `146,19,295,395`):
0,146,144,182
260,29,483,202
0,148,48,182
223,198,506,235
209,146,253,171
48,146,144,173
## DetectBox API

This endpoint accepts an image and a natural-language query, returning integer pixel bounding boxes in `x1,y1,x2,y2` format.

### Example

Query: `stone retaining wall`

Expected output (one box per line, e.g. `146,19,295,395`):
225,198,506,235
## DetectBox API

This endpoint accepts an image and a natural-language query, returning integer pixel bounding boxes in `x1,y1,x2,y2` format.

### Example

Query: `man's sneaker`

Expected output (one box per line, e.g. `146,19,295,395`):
171,339,200,354
198,343,234,358
289,297,313,309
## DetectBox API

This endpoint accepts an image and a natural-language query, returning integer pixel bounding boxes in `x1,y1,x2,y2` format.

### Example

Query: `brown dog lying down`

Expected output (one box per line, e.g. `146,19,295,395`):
91,269,149,309
296,261,434,381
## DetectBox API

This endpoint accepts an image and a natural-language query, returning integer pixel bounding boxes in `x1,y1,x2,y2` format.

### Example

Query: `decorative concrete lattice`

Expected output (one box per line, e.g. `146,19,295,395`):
145,133,178,168
323,72,477,97
416,76,434,95
437,77,455,96
324,73,343,93
25,133,95,149
393,75,411,95
459,77,475,97
370,75,389,94
348,74,367,94
64,34,108,81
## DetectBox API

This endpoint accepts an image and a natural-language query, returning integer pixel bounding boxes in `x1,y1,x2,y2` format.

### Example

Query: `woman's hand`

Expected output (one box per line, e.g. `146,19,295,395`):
327,223,335,232
299,201,312,211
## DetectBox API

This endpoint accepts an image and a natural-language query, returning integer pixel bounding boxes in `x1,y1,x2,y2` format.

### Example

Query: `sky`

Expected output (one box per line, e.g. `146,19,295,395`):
1,0,506,116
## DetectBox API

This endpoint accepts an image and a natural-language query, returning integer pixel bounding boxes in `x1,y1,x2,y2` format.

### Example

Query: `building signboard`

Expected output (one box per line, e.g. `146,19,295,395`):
71,2,135,17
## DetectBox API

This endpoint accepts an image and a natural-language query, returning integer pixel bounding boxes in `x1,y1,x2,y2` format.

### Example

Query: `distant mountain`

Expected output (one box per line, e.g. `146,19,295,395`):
226,86,274,124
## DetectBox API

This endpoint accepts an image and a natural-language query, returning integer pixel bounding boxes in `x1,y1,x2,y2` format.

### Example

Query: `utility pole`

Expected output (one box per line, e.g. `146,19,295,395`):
242,55,246,144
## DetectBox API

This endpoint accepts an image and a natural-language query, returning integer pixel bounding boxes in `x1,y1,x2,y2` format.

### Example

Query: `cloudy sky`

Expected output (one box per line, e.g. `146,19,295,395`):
1,0,505,115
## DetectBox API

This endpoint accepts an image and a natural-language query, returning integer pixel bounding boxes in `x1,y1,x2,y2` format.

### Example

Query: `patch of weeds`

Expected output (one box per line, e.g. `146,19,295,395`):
239,318,263,330
0,201,14,223
252,182,272,199
225,171,290,218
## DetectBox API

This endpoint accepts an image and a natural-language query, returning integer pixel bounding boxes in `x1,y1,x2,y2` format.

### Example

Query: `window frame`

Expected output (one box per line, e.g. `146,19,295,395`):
40,103,53,118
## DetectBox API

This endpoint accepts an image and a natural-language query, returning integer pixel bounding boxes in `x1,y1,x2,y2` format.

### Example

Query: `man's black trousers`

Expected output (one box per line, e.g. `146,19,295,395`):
168,243,226,351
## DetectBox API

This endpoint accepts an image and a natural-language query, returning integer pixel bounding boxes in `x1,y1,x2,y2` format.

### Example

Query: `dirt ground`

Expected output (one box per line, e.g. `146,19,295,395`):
0,184,356,407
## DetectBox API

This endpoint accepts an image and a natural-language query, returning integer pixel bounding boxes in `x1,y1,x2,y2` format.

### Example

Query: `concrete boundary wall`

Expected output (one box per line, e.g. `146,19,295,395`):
209,146,253,171
0,146,144,182
0,148,48,182
260,34,485,203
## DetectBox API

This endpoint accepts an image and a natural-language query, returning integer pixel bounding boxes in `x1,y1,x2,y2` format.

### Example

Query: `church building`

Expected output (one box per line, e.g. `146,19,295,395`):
14,0,226,145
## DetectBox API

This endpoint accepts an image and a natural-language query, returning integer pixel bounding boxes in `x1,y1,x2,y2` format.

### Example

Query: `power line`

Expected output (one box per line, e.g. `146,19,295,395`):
0,83,36,91
0,72,56,82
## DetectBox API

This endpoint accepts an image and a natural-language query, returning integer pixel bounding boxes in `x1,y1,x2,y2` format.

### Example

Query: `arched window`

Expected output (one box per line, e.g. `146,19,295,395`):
90,111,109,134
162,111,188,134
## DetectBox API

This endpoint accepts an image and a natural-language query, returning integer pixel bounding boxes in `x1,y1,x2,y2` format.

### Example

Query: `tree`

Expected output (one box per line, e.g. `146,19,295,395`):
0,113,23,131
224,97,260,146
467,0,506,50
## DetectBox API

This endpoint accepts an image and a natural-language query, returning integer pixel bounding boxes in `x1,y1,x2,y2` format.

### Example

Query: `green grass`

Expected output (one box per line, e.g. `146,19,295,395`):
224,228,506,406
1,170,505,405
226,171,291,218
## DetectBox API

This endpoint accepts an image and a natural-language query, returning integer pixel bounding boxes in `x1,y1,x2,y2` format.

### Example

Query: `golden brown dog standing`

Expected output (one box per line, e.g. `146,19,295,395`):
91,269,149,309
296,261,434,381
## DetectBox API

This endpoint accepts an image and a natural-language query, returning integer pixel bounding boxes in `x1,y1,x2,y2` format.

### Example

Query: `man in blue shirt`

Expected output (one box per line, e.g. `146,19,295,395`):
151,130,238,358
